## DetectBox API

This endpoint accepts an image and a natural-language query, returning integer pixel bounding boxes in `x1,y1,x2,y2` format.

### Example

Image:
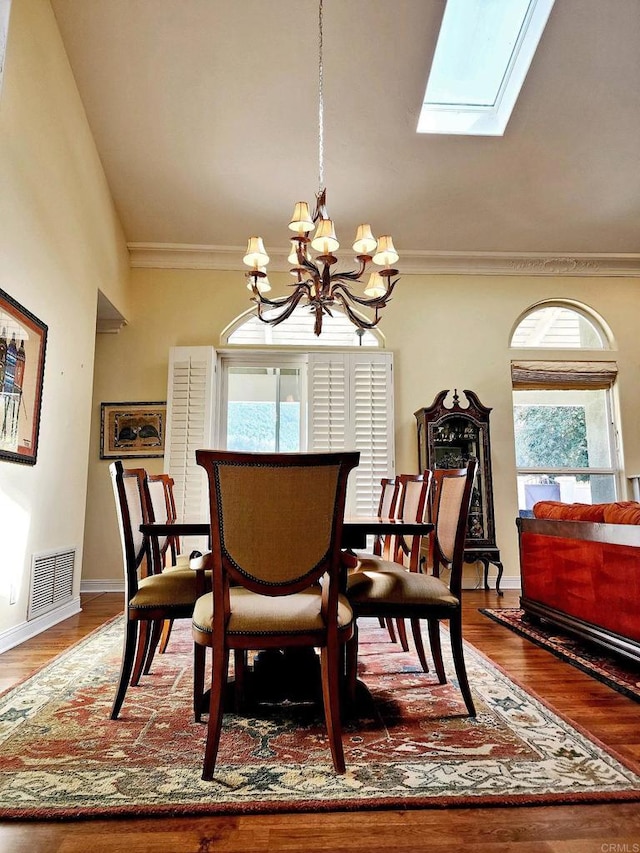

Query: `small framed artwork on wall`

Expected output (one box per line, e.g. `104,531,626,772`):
100,401,167,459
0,288,48,465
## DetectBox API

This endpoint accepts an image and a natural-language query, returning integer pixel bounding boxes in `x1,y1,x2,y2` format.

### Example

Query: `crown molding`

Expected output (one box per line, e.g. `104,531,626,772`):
127,243,640,277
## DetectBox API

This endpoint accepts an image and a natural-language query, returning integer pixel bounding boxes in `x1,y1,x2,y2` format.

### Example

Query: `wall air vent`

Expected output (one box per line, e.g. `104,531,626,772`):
28,548,76,620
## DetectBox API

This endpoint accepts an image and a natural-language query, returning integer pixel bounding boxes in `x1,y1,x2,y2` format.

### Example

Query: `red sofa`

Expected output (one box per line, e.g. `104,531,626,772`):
517,501,640,664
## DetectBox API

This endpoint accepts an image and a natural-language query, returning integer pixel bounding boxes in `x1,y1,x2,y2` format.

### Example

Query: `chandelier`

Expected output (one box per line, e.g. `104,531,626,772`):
242,0,400,337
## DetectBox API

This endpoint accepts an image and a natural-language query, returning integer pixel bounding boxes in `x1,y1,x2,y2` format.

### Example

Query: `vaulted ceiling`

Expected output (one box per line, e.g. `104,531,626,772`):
51,0,640,262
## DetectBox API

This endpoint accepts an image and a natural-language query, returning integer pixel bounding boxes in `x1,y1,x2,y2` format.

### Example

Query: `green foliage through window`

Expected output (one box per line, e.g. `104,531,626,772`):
514,405,588,469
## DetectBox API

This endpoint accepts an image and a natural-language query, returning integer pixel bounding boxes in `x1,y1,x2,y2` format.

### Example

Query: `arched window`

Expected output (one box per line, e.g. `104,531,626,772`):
510,301,619,512
222,305,383,347
510,302,611,349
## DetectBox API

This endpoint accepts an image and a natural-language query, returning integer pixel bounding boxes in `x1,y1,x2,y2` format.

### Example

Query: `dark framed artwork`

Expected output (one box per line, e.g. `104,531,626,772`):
0,288,48,465
100,401,167,459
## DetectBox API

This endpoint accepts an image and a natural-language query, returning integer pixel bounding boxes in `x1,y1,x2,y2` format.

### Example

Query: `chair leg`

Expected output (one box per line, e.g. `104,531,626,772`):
193,642,206,722
202,646,229,781
320,638,346,774
345,623,359,708
410,618,429,673
233,649,247,713
111,619,138,720
396,618,409,652
131,620,151,686
159,618,174,654
428,619,446,684
449,613,476,717
143,619,163,675
384,617,397,644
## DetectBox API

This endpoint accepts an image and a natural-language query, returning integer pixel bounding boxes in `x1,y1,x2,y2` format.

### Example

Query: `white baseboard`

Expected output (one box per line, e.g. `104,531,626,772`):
80,580,125,594
0,596,82,655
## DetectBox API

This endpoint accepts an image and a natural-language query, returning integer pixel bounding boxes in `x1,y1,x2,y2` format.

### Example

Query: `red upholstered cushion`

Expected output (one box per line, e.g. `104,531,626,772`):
532,501,567,519
603,502,640,525
532,501,607,522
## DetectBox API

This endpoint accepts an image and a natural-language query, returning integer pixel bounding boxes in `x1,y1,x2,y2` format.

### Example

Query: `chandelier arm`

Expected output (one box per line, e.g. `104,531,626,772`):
330,277,399,308
327,259,368,286
332,292,382,330
251,282,311,309
255,287,309,327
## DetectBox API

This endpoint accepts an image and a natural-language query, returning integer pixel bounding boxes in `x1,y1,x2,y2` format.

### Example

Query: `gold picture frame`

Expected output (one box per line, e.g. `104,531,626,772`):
100,401,167,459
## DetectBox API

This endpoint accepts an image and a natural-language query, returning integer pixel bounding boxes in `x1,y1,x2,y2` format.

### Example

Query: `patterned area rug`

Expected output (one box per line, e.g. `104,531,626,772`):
481,608,640,703
1,617,639,820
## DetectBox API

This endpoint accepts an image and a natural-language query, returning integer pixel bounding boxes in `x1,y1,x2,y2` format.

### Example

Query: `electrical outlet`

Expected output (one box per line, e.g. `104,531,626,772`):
9,584,17,605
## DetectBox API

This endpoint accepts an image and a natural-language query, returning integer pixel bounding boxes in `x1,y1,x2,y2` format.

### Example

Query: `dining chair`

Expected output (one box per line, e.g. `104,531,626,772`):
109,460,206,719
346,459,478,716
191,449,359,780
145,473,192,662
356,473,432,650
147,473,188,570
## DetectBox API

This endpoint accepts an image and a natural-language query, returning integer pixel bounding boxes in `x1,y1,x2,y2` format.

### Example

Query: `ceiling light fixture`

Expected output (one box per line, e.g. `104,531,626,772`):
243,0,399,336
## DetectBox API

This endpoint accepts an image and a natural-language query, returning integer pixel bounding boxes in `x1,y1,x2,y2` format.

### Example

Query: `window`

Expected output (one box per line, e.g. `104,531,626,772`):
218,354,307,453
225,367,303,453
511,304,608,349
418,0,555,136
510,302,619,512
224,305,381,347
165,346,395,522
513,388,618,509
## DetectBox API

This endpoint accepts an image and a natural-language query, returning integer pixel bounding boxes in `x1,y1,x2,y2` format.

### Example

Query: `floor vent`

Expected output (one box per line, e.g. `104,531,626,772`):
28,548,76,620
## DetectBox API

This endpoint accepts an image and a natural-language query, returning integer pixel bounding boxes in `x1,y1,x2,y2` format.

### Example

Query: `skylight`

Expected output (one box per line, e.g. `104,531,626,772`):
418,0,555,136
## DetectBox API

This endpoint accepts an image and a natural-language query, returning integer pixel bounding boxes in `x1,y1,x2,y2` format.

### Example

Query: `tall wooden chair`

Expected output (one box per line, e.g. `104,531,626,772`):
356,473,431,649
145,473,192,661
191,450,359,780
146,473,188,570
109,461,205,719
346,460,478,716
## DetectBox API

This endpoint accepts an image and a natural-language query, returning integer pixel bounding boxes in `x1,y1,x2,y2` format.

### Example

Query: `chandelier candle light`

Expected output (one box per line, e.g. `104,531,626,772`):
243,0,399,337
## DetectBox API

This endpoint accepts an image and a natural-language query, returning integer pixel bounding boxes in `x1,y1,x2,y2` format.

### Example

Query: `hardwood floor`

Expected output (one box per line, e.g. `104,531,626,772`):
1,589,639,852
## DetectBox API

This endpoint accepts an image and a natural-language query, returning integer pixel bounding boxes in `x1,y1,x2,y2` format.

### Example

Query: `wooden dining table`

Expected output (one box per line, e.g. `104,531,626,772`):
139,515,434,712
139,516,433,552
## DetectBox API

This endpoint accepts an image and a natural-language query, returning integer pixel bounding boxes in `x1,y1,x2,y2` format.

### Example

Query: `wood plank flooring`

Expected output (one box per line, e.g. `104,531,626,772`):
1,589,639,853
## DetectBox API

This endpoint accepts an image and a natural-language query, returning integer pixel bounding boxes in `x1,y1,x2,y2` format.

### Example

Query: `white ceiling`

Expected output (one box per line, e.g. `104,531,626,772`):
51,0,640,259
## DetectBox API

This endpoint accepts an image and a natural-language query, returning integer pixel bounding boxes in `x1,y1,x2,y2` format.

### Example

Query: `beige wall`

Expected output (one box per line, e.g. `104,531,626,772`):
0,0,129,639
84,267,640,588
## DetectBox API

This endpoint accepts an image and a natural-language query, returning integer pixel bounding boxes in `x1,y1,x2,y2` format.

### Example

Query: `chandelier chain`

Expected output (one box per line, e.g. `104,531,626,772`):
318,0,324,192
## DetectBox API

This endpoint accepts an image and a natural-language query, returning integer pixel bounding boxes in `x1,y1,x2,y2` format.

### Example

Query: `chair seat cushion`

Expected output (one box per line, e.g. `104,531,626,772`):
192,587,353,636
130,569,199,609
353,554,395,572
347,566,459,608
163,554,191,571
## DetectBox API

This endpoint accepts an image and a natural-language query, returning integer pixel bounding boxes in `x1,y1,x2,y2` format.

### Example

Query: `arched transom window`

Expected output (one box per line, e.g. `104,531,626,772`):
223,305,382,347
510,303,609,349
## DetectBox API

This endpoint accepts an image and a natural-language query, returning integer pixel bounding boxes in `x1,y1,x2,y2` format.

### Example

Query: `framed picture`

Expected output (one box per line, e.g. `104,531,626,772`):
100,401,167,459
0,288,48,465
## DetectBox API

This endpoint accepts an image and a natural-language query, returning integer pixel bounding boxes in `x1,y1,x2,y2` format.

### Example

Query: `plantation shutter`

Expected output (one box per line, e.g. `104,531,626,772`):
351,352,395,516
164,347,216,548
308,351,394,516
307,352,348,452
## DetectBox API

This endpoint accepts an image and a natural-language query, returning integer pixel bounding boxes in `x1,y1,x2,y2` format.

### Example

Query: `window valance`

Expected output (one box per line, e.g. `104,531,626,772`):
511,360,618,390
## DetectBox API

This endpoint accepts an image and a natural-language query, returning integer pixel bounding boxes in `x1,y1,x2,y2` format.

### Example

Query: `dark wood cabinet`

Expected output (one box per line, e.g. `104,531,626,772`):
415,389,503,594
